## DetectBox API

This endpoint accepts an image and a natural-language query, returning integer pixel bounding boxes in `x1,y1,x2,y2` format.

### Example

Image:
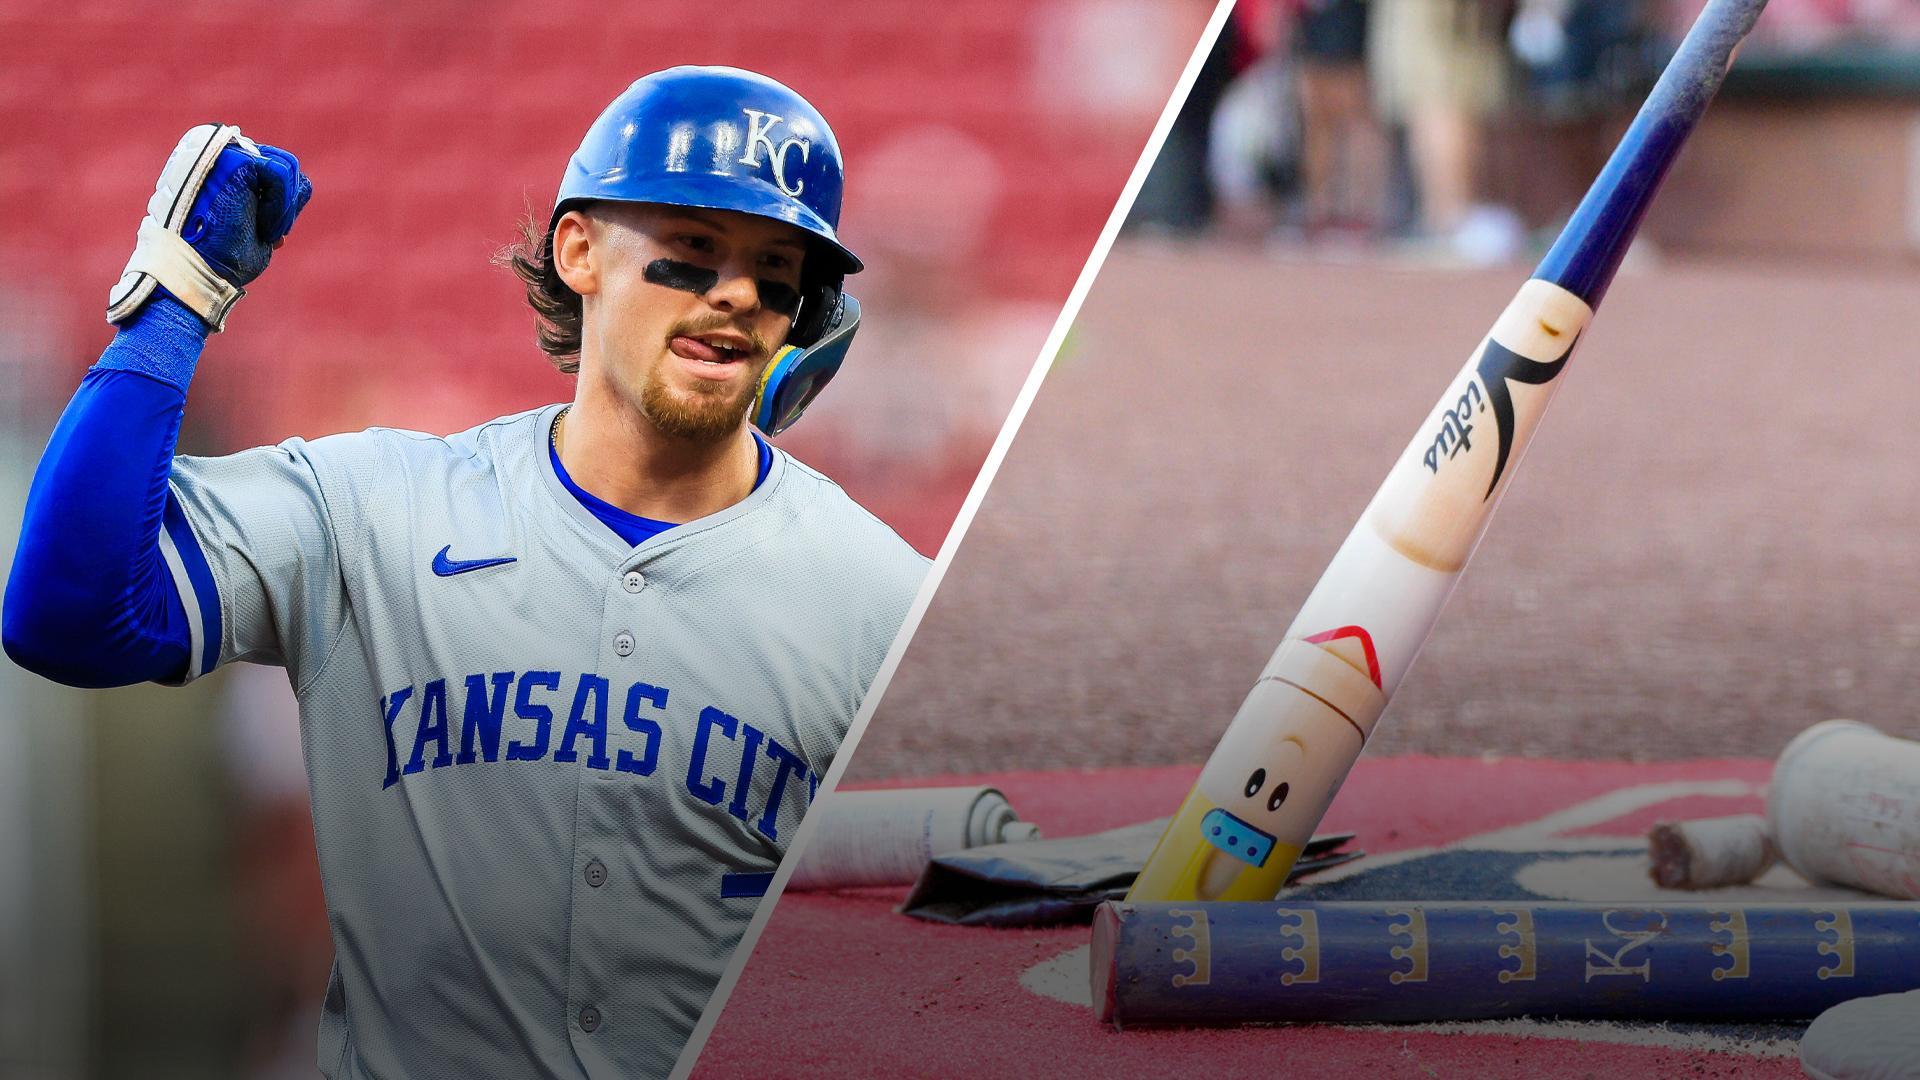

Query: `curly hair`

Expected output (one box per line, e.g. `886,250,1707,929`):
498,215,583,373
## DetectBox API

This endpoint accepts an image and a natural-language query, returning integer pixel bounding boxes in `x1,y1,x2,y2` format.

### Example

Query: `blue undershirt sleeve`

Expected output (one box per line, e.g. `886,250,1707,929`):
2,296,209,687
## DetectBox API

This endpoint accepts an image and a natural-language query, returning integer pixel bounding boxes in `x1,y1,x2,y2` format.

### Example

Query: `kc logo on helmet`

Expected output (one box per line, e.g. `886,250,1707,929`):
738,109,811,197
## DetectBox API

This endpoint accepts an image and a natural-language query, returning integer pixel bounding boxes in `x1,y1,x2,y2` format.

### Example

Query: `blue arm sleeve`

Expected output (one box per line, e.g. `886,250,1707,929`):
2,296,210,687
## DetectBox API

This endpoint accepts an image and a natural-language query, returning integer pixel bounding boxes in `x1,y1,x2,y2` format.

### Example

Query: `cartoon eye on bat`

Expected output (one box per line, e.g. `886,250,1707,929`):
1205,768,1299,869
1243,768,1293,811
1176,715,1346,899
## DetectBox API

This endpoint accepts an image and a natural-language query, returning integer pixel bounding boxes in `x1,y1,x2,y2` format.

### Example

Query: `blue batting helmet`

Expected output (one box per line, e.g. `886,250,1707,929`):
552,66,863,435
556,65,861,275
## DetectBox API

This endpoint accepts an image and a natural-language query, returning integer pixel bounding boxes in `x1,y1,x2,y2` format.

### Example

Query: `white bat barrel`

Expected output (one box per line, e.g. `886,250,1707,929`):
1769,721,1920,900
788,786,1039,891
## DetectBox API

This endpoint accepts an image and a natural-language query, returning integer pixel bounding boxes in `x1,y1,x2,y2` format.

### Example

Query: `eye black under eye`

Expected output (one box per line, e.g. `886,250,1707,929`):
1268,782,1290,812
1244,769,1265,798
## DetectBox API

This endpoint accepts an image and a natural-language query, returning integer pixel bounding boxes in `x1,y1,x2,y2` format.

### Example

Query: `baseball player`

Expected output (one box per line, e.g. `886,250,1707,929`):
3,66,927,1078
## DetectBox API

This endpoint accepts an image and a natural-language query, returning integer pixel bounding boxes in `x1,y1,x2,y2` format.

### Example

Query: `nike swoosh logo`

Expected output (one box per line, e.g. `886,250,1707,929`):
431,545,517,577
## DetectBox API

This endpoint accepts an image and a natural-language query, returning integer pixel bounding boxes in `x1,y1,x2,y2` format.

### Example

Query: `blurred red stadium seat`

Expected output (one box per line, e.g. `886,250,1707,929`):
0,0,1163,454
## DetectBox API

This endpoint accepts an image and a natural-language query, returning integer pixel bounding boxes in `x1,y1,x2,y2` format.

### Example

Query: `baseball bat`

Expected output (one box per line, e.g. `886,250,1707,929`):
788,786,1039,891
1092,901,1920,1026
1125,0,1770,905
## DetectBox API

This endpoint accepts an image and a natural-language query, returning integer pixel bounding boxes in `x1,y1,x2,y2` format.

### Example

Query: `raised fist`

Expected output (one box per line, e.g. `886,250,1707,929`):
184,141,311,288
107,125,314,332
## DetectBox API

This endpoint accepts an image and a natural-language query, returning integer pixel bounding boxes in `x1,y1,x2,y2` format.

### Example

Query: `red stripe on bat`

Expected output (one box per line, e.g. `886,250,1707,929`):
1305,625,1383,689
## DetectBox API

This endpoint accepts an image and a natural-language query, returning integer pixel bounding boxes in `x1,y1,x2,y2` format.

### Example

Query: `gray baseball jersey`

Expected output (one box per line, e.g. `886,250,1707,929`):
162,402,927,1078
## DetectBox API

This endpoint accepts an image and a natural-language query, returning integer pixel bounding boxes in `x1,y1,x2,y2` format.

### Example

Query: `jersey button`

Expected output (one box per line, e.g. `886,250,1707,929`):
579,1005,602,1033
613,632,635,657
584,859,607,888
622,570,645,593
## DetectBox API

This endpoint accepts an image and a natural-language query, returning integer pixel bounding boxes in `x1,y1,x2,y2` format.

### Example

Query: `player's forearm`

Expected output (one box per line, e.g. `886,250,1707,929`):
7,123,311,687
93,290,211,391
1,297,203,686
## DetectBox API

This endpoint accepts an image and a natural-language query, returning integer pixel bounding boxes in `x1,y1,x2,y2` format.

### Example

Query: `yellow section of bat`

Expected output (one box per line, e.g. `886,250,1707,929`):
1128,651,1375,903
1127,789,1307,902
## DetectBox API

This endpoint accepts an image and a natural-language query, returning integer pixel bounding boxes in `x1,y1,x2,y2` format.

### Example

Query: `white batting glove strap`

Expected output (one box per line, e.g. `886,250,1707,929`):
115,218,247,331
106,124,259,332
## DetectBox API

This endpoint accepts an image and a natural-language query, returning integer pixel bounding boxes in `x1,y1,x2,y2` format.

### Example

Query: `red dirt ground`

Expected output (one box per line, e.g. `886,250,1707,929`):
853,246,1920,779
695,247,1920,1077
695,758,1802,1079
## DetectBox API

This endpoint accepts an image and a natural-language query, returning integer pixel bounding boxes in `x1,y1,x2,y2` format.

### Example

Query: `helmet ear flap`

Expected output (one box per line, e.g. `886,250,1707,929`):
787,264,844,349
753,293,859,436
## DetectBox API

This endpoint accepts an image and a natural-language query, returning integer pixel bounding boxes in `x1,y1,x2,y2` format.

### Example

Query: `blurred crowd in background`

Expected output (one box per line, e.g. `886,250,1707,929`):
1134,0,1920,264
0,1,1211,1076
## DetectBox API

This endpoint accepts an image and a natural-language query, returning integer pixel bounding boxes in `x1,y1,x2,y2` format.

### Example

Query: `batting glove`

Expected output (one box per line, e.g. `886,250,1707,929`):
107,125,313,332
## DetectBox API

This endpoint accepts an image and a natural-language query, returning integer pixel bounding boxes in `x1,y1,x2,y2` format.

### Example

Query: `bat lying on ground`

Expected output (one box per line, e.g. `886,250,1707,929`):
1127,0,1773,905
1092,900,1920,1025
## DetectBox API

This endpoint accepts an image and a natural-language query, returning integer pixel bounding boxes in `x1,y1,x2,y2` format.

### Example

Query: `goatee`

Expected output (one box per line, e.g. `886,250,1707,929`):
640,373,757,443
644,316,772,443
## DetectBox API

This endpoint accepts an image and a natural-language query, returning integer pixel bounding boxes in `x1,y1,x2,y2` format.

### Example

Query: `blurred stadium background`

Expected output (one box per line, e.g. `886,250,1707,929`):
856,0,1920,772
722,5,1920,1077
0,1,1212,1076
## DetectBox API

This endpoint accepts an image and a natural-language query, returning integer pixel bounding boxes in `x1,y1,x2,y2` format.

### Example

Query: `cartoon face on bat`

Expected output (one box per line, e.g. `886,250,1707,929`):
1128,681,1366,903
1195,697,1359,858
1198,741,1307,870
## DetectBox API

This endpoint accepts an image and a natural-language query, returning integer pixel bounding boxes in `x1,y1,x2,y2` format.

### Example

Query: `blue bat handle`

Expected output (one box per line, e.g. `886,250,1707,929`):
1533,0,1770,306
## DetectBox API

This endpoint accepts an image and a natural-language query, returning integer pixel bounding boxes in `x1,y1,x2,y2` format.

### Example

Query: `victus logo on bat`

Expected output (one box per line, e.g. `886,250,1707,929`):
1473,334,1576,499
1370,279,1595,574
